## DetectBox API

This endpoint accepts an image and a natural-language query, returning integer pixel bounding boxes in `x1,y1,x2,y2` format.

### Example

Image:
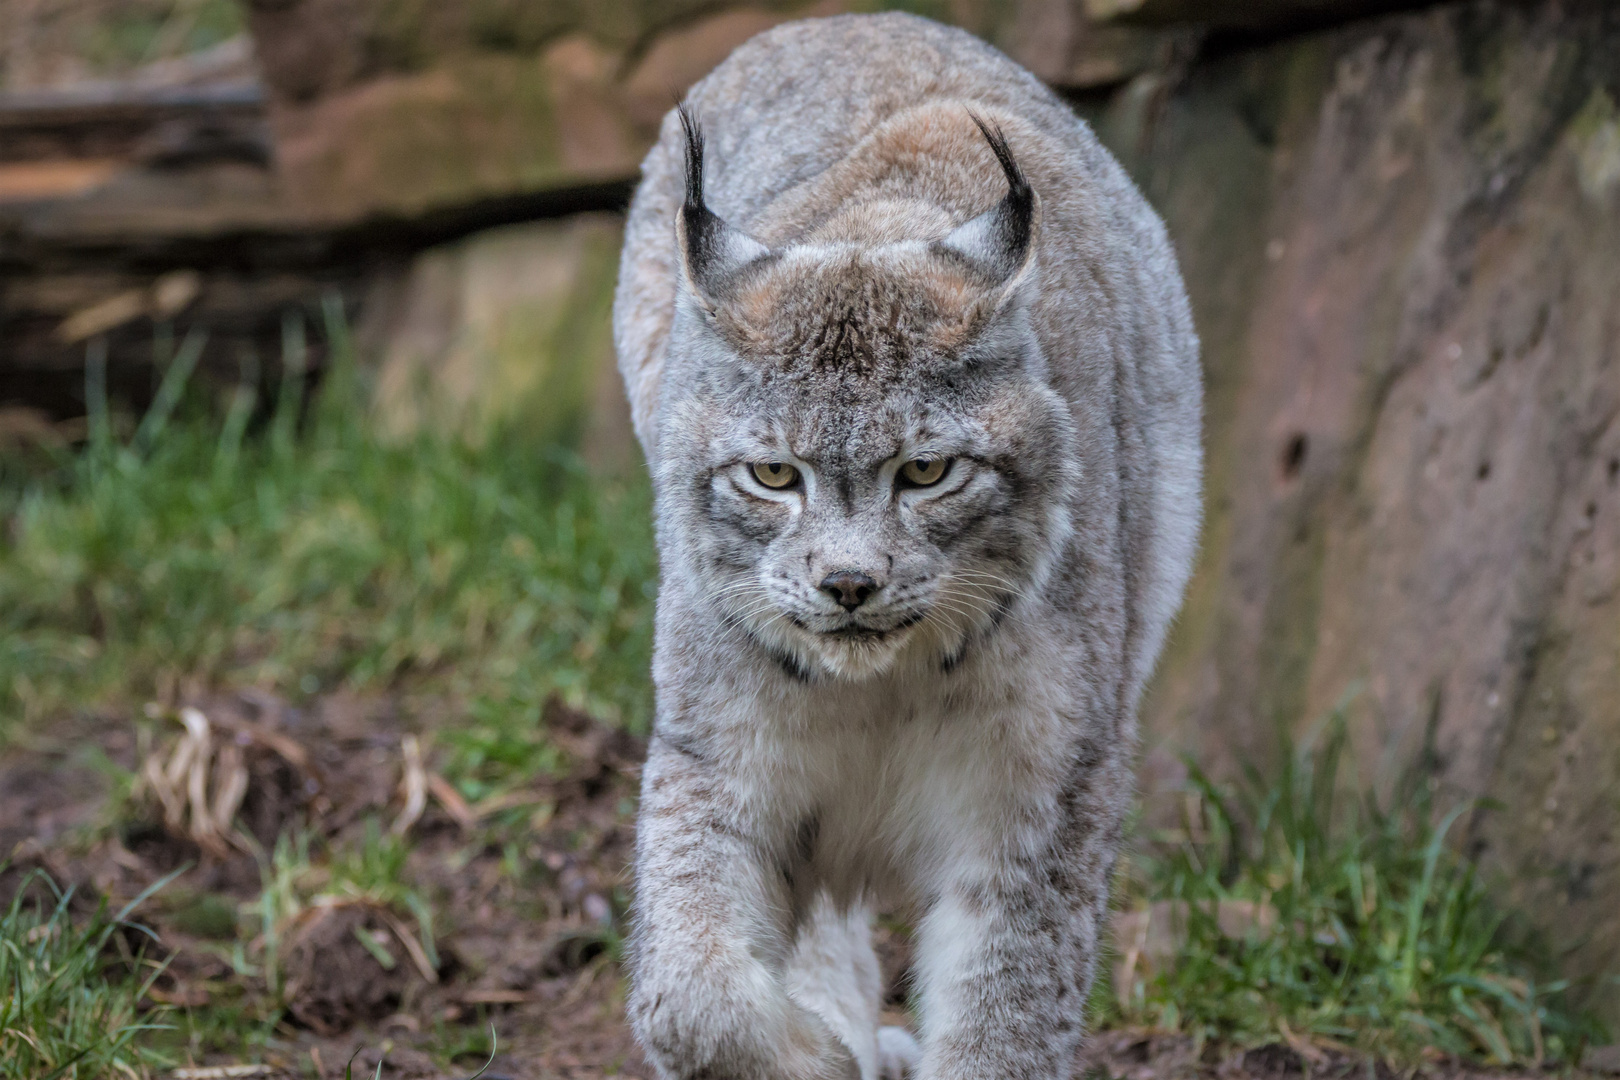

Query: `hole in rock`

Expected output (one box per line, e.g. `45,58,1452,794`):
1280,433,1308,480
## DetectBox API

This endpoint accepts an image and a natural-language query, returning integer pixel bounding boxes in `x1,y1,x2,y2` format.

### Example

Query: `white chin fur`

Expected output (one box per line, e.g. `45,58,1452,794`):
746,605,979,682
803,630,912,681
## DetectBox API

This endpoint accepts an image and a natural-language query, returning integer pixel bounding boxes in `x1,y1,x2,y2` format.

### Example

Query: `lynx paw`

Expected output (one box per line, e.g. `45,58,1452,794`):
876,1026,920,1079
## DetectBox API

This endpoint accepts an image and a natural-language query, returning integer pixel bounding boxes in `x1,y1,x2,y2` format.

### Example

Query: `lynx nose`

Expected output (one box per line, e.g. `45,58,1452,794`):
819,570,878,612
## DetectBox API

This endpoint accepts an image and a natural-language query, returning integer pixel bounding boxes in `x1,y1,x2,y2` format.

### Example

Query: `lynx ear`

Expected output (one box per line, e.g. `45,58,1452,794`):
936,114,1037,290
675,107,771,313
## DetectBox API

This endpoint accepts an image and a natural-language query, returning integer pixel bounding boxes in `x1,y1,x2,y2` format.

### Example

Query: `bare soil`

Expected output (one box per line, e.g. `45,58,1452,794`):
2,689,656,1078
0,693,1583,1080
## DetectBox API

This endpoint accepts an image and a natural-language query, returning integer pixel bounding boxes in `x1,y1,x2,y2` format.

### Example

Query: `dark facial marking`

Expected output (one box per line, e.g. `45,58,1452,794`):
652,729,710,765
764,641,815,683
706,475,783,544
794,815,820,863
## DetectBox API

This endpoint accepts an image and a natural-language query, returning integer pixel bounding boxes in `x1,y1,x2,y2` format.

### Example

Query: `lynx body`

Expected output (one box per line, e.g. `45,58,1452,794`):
613,13,1200,1079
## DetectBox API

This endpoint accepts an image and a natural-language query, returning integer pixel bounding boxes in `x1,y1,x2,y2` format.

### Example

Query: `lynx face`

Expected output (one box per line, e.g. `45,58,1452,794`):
662,247,1078,681
650,113,1082,681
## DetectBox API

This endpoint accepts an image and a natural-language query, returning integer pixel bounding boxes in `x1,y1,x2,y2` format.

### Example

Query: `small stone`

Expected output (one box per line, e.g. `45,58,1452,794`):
1584,1045,1620,1075
583,893,612,924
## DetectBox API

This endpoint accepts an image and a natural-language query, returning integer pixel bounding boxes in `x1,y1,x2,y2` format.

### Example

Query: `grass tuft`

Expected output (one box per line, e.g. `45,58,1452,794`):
1108,707,1607,1064
0,304,657,744
0,869,173,1080
243,819,440,1003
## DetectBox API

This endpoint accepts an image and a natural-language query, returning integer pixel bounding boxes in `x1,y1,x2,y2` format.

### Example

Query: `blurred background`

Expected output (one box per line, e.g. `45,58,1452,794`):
2,1,1618,1077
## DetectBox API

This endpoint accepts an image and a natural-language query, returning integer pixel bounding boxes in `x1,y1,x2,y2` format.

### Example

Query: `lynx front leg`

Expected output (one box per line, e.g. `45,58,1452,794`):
911,863,1100,1080
785,894,882,1076
630,746,859,1080
784,894,922,1080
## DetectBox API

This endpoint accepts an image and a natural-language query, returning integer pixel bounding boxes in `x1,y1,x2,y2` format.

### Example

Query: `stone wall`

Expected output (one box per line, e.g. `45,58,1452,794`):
245,1,1044,219
1097,0,1620,1017
241,0,1197,219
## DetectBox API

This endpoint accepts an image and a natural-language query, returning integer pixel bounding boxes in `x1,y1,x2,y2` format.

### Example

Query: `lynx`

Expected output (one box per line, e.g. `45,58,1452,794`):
612,12,1201,1080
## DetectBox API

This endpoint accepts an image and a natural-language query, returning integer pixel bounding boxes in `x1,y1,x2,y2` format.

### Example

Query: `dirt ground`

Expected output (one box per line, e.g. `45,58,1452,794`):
2,689,654,1079
0,693,1590,1080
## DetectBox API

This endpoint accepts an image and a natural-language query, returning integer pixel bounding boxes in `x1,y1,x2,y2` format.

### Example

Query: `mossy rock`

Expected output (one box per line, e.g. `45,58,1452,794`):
369,214,631,465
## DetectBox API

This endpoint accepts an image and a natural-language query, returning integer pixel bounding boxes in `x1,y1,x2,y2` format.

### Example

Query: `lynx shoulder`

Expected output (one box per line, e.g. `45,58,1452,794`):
613,12,1200,1080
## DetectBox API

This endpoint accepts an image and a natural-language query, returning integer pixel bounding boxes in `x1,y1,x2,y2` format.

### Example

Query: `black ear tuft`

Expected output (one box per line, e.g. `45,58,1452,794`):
677,105,720,269
969,111,1035,277
968,111,1033,218
679,104,706,214
936,112,1038,288
672,105,771,309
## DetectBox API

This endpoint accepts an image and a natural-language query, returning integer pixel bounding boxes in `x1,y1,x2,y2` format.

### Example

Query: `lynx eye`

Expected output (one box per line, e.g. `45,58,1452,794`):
751,462,800,489
899,457,951,487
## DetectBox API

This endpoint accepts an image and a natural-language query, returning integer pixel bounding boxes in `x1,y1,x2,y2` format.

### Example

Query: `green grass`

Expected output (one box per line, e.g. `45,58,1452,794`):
0,870,172,1080
242,819,439,1004
2,311,1611,1069
0,307,657,748
1106,706,1608,1064
0,306,655,1069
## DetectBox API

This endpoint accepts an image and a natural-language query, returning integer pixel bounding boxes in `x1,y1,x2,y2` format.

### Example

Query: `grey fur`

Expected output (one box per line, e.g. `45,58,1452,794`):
613,13,1201,1080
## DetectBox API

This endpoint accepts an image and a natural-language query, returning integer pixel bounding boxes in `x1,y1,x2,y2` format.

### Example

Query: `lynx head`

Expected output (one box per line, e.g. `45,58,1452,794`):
657,108,1079,681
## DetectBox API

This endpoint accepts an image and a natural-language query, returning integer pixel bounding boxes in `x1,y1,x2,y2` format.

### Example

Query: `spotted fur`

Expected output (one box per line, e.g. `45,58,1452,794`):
613,13,1201,1080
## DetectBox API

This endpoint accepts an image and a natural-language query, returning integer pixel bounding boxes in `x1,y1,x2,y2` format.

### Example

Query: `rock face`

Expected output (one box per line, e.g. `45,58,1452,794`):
1092,0,1434,33
241,0,1134,219
1100,0,1620,1018
366,214,633,468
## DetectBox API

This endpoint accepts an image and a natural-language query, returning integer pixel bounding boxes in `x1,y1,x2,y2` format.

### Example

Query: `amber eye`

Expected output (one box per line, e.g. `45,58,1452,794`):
751,462,800,489
899,457,951,487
